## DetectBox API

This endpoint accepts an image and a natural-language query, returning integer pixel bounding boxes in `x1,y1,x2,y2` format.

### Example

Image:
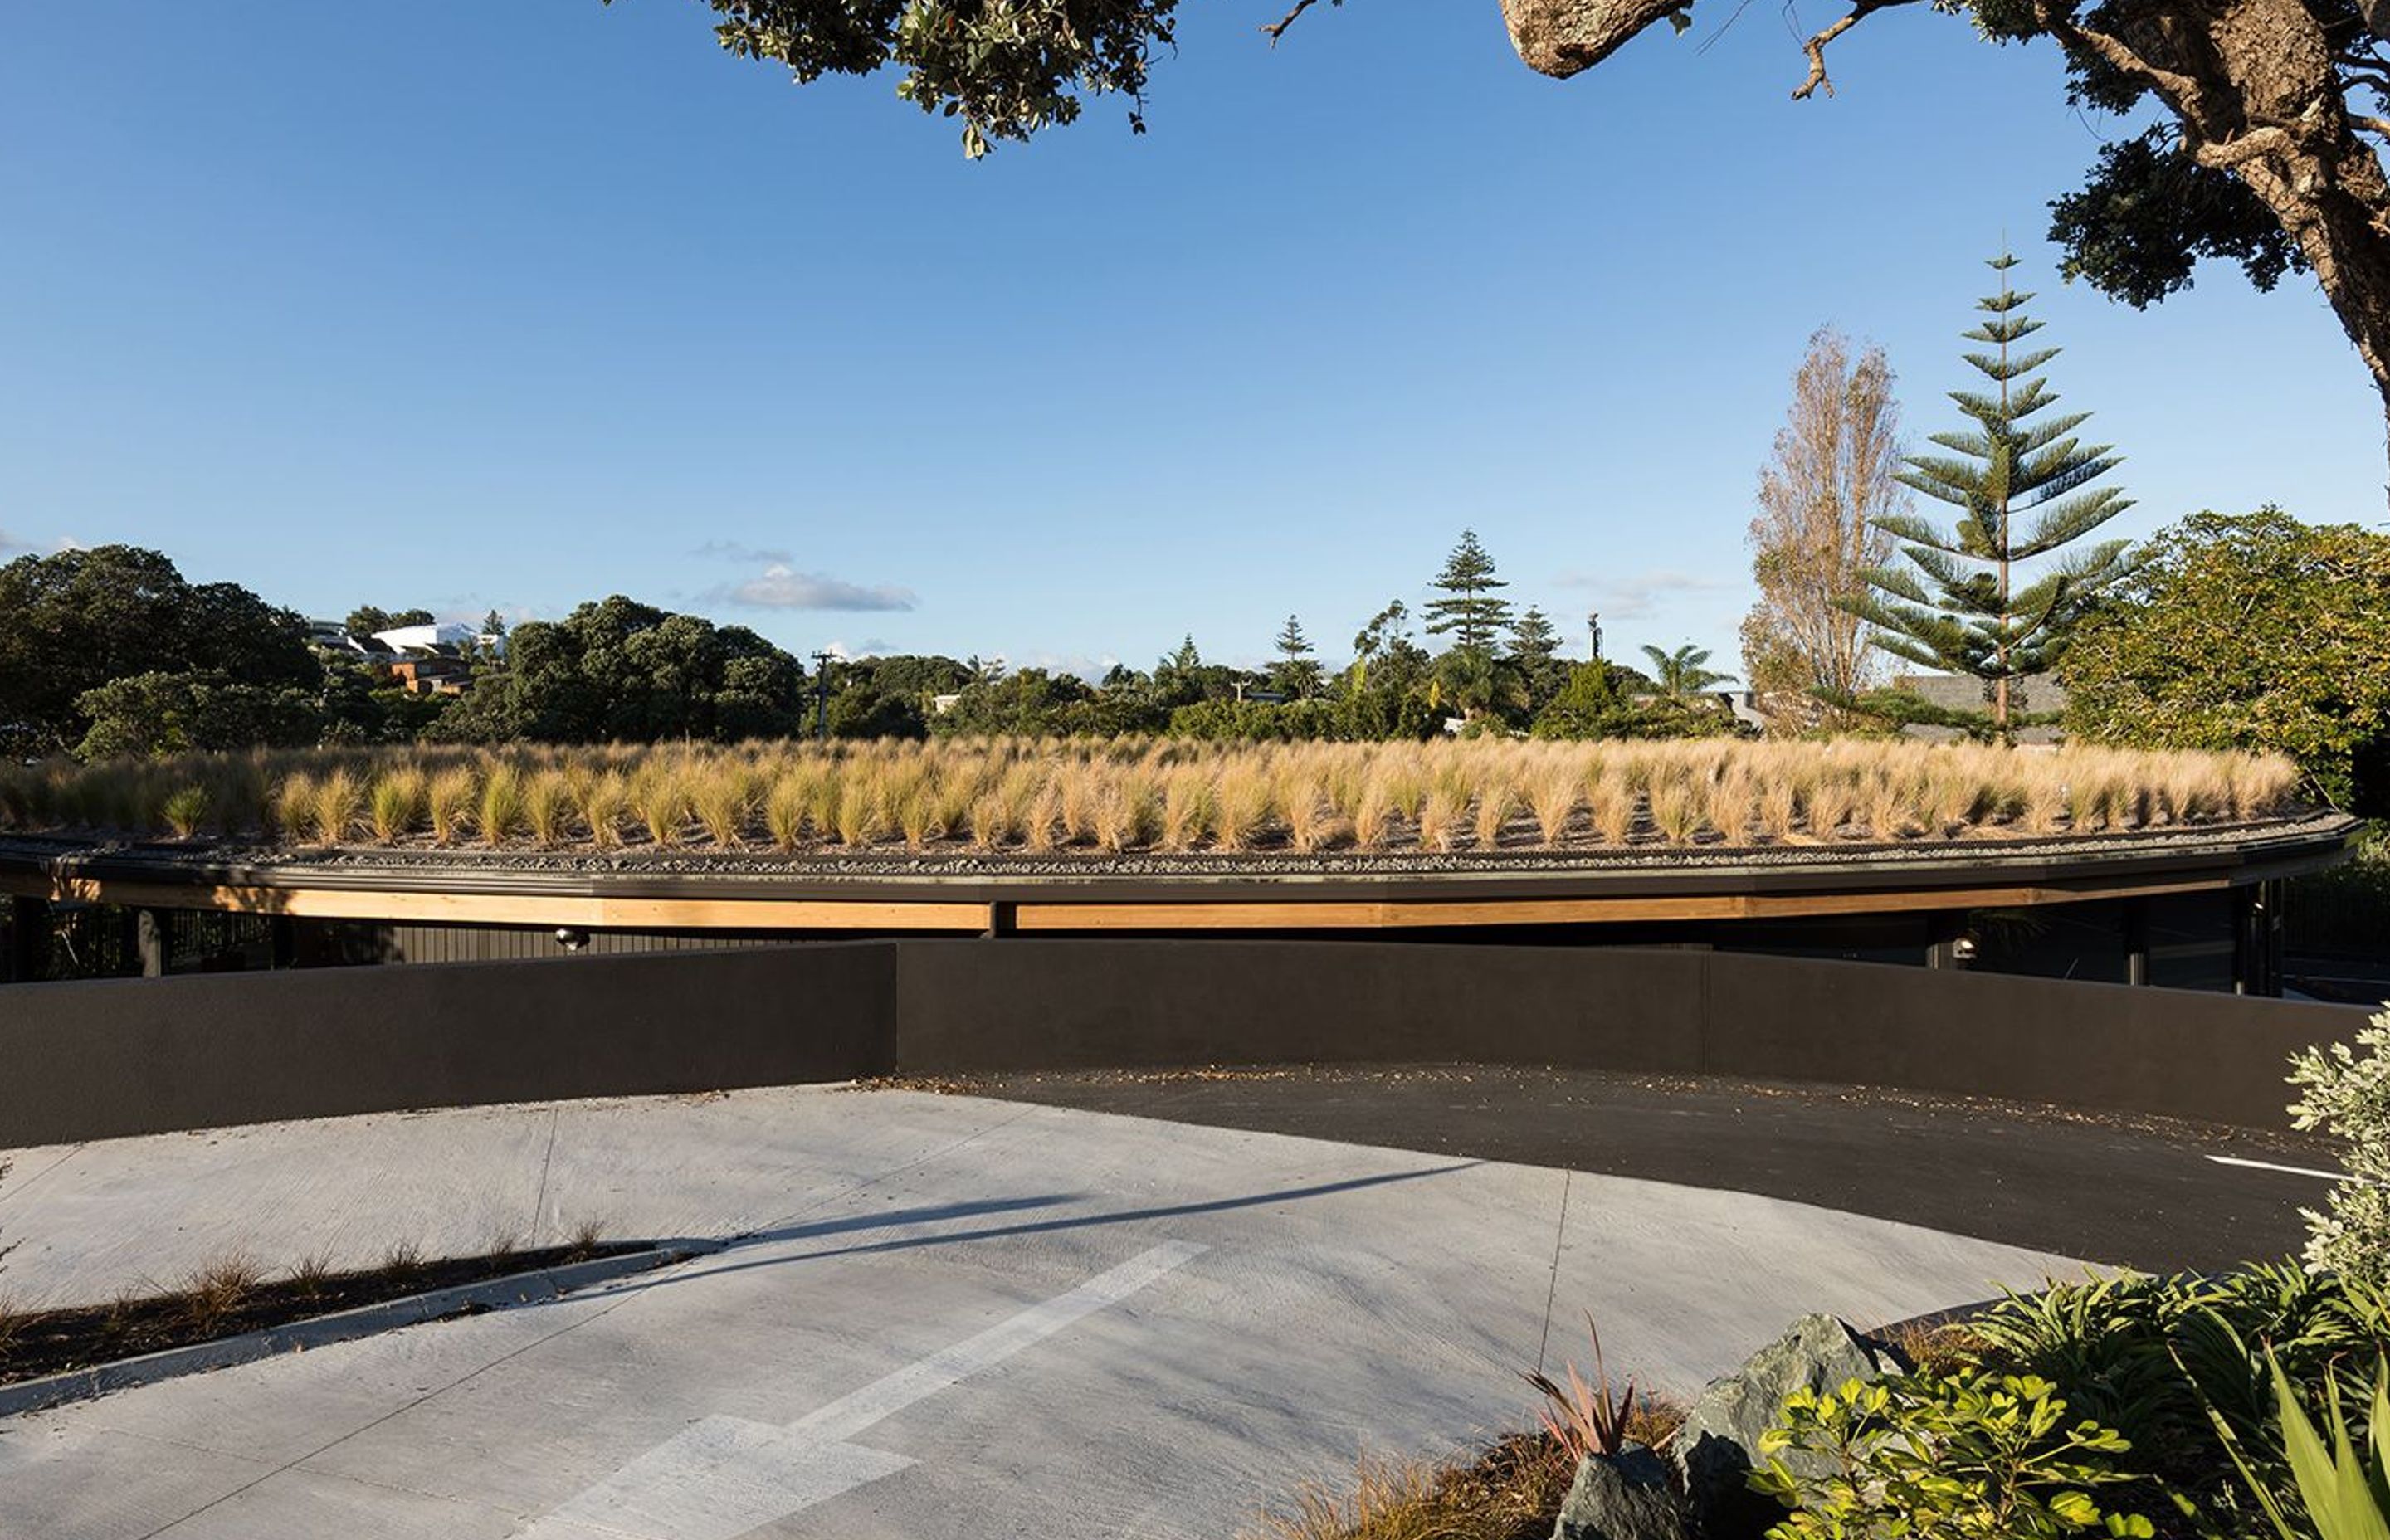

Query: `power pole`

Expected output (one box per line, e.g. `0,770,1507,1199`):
810,651,835,743
1587,611,1602,661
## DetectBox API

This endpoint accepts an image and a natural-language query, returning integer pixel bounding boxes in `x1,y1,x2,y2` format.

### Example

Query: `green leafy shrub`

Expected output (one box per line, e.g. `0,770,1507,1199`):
2290,1008,2390,1291
2208,1349,2390,1540
1964,1265,2390,1533
1753,1372,2152,1538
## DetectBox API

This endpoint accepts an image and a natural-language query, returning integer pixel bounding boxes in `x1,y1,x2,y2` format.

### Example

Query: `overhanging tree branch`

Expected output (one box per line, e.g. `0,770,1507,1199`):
1261,0,1324,45
1791,0,1902,100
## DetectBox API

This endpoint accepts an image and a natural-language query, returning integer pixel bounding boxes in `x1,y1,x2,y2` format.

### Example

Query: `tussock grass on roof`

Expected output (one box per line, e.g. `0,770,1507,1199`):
0,738,2307,857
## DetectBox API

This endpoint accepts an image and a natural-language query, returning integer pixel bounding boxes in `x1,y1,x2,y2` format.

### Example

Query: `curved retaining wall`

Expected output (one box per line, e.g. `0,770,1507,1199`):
0,940,2370,1147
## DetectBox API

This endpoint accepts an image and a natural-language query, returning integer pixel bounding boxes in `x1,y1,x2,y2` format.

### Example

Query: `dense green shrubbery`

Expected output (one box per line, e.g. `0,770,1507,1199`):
1530,662,1750,742
2290,1008,2390,1292
1758,1265,2390,1539
1757,1371,2152,1538
2283,826,2390,961
2063,510,2390,816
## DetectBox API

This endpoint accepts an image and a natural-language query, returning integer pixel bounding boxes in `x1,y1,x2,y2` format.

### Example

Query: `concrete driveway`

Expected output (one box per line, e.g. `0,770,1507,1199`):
0,1087,2076,1539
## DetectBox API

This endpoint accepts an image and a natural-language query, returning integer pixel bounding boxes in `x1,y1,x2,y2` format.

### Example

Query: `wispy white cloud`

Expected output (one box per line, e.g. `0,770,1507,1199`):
819,637,901,659
710,563,918,612
692,539,795,566
1551,568,1731,620
1017,651,1121,684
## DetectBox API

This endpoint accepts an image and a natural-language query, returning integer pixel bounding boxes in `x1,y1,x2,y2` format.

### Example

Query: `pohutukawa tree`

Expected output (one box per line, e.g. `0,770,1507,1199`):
1846,255,2136,741
646,0,2390,469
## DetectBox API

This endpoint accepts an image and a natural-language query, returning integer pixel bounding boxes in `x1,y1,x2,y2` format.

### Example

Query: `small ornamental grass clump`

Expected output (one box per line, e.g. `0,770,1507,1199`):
426,765,476,846
2289,1007,2390,1292
478,763,526,848
160,785,210,839
369,767,426,843
310,770,363,846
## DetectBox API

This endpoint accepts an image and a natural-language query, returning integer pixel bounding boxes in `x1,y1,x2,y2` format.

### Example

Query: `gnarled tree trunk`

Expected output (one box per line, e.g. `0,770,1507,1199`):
2095,0,2390,449
1498,0,2390,461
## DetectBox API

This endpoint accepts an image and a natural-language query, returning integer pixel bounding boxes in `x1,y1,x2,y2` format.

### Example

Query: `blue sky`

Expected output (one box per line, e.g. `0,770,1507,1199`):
1,1,2378,678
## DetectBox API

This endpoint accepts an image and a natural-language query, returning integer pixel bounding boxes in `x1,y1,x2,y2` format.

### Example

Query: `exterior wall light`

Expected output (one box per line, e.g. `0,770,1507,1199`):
554,927,589,953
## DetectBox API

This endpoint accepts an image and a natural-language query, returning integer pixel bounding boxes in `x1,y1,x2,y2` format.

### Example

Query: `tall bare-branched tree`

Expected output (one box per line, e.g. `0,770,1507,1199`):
1739,329,1903,731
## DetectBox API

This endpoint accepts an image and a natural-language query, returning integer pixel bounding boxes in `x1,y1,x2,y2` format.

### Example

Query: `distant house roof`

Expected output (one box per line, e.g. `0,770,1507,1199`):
372,621,482,655
1893,671,2067,713
1892,671,2068,743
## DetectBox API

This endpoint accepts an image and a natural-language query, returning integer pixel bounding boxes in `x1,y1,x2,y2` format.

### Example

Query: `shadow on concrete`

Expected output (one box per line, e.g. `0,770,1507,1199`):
612,1160,1484,1301
728,1193,1082,1250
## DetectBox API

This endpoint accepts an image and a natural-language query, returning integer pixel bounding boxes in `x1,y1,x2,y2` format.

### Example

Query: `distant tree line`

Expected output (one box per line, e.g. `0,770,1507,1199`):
0,536,1753,763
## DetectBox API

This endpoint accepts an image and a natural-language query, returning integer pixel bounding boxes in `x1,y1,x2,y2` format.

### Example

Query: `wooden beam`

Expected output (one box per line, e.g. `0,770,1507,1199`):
0,866,2236,934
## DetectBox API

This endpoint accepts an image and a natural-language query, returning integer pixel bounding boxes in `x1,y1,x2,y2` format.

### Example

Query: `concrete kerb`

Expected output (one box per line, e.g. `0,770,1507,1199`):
0,1237,724,1420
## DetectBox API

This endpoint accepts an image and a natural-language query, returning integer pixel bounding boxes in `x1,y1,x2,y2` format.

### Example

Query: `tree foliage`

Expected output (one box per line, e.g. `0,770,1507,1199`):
1846,256,2134,740
2289,1007,2390,1292
0,546,319,757
1532,660,1744,739
345,606,436,639
73,672,322,761
1639,642,1731,699
2061,508,2390,814
636,0,1179,157
441,595,808,743
1423,529,1513,654
1270,613,1323,700
1741,329,1904,731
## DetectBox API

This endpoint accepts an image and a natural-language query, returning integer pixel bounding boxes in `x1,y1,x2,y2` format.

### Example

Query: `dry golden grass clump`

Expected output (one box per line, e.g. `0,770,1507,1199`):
0,737,2312,860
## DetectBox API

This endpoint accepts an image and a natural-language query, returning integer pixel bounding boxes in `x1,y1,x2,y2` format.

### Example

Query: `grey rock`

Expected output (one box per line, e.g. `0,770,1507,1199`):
1554,1445,1689,1540
1666,1313,1890,1540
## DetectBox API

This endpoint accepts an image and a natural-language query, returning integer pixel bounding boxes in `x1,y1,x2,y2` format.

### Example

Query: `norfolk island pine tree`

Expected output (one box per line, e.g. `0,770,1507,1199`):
1843,255,2136,742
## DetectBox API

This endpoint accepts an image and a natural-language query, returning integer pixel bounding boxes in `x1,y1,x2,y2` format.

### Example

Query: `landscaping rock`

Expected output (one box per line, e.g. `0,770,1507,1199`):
1553,1445,1689,1540
1666,1313,1890,1540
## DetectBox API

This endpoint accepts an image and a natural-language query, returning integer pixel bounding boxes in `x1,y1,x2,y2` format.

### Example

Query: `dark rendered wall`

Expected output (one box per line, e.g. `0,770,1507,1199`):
0,943,895,1146
0,939,2365,1146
